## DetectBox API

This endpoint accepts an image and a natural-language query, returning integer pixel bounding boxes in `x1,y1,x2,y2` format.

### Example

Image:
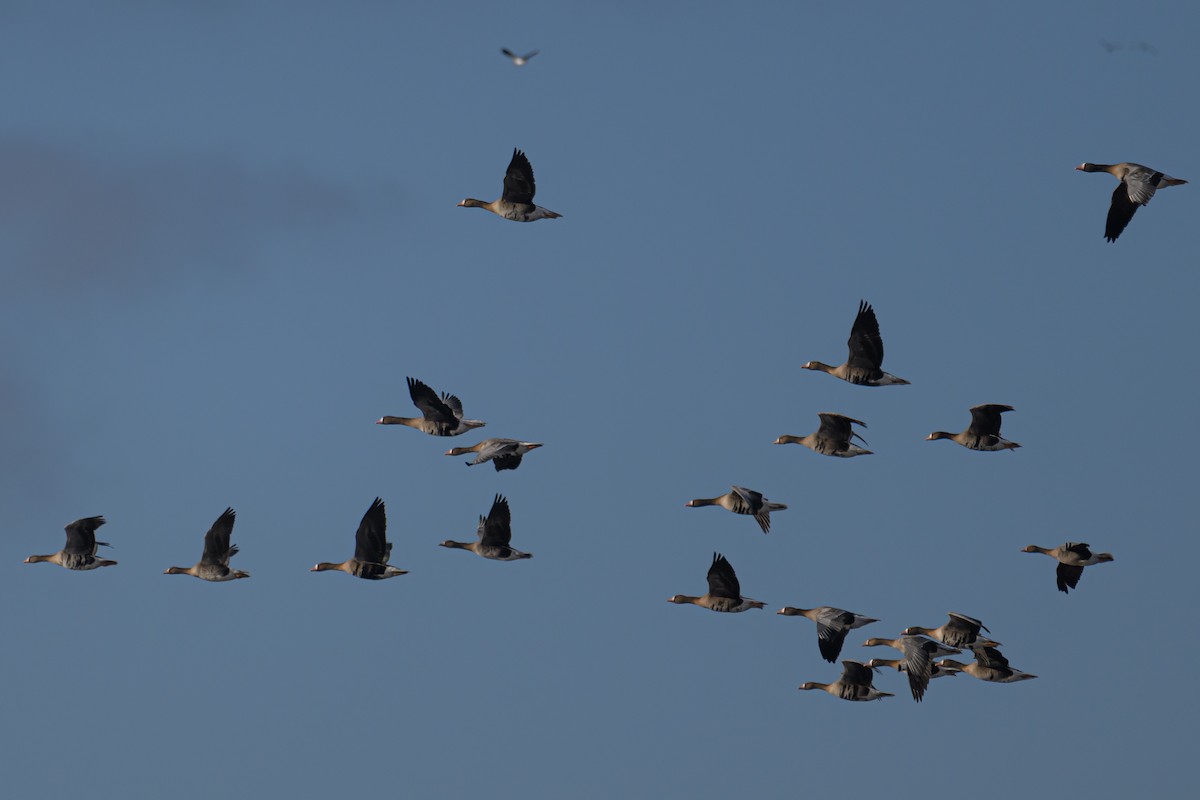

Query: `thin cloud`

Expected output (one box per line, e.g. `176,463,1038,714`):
0,138,362,292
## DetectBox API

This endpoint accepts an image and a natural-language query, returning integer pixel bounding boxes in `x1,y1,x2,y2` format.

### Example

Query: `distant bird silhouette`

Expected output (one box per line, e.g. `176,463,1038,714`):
25,516,116,570
1076,162,1187,242
377,377,486,436
802,300,909,386
1100,39,1157,56
458,149,561,222
501,48,539,66
164,507,250,581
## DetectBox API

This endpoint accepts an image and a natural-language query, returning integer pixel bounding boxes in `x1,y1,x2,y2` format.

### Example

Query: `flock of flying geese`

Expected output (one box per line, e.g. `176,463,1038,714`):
23,47,1182,706
655,298,1119,702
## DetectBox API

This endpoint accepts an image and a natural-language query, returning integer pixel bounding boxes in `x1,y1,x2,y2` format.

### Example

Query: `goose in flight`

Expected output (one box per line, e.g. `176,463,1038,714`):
668,552,765,613
926,404,1021,451
311,498,408,580
377,377,485,436
440,494,531,560
458,149,561,222
802,300,909,386
1076,162,1186,242
25,516,116,570
164,507,250,581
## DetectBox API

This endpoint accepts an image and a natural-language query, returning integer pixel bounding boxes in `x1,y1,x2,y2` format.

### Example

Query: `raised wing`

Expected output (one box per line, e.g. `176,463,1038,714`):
354,497,389,563
846,300,886,373
63,516,106,555
705,552,741,600
967,404,1012,439
501,149,537,205
407,377,458,427
478,494,513,547
200,508,237,566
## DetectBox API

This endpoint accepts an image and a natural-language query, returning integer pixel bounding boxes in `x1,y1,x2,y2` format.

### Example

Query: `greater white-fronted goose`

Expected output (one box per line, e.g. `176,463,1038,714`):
802,300,909,386
777,606,879,663
937,644,1036,683
25,516,116,570
164,507,250,581
926,404,1020,451
668,552,765,613
458,149,561,222
685,486,787,534
866,658,960,679
1076,162,1187,242
501,48,538,66
1022,542,1114,594
861,635,961,702
377,377,485,436
311,497,408,580
902,612,995,649
444,438,543,471
439,494,531,560
773,413,872,457
799,660,893,701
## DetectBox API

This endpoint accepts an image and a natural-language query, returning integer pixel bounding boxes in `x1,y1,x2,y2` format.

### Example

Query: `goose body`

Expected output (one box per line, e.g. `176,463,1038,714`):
1022,542,1114,593
445,438,543,471
802,300,909,386
774,412,872,457
862,635,960,702
685,485,787,534
311,498,408,580
164,507,250,581
377,377,485,436
866,658,960,679
668,552,765,613
799,660,893,701
937,644,1036,683
25,516,116,570
1076,162,1186,242
902,612,994,649
440,494,531,560
927,404,1020,451
778,606,878,662
458,149,561,222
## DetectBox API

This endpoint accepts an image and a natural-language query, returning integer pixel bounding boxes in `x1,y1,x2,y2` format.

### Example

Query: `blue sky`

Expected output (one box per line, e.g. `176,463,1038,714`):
2,2,1196,798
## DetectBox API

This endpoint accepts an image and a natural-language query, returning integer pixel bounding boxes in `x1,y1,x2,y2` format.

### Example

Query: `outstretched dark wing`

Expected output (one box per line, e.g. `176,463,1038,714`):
63,516,106,555
846,300,886,375
815,611,856,663
1104,178,1152,242
967,404,1013,440
1057,563,1085,593
408,377,458,427
354,498,389,563
492,453,524,471
501,149,537,205
478,494,513,547
705,552,741,599
200,508,237,566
